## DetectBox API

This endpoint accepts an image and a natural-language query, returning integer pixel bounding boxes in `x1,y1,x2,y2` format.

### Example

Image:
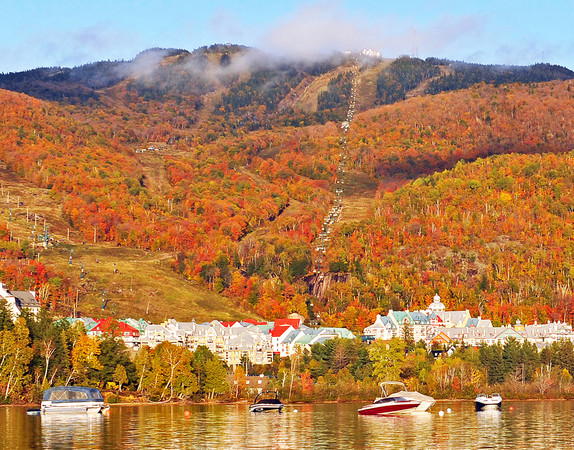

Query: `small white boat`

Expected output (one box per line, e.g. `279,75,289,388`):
475,393,502,411
40,386,110,414
358,381,435,416
249,390,283,412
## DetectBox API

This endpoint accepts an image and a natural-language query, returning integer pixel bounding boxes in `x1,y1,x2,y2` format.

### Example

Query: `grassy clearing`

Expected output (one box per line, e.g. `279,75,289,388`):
0,166,69,242
44,243,257,323
0,168,257,323
339,196,375,223
294,66,351,113
338,169,379,223
355,60,392,112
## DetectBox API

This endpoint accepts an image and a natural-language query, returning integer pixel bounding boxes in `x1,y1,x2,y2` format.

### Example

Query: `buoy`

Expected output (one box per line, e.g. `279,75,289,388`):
184,410,191,418
446,408,452,413
438,410,444,416
509,406,514,412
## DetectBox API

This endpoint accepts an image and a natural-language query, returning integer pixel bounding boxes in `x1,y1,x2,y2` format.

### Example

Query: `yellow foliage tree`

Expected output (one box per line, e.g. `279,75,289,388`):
69,335,103,385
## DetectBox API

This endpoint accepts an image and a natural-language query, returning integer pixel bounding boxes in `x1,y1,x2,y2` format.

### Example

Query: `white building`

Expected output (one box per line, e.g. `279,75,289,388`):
362,314,396,340
0,282,41,320
363,293,574,350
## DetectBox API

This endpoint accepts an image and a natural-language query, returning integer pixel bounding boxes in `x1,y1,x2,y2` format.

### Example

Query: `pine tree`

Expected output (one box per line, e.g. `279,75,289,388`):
0,299,14,331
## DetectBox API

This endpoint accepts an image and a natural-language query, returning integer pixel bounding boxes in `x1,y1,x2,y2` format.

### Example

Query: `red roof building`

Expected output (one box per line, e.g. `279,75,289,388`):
273,318,301,329
243,319,268,326
89,318,140,338
270,324,293,338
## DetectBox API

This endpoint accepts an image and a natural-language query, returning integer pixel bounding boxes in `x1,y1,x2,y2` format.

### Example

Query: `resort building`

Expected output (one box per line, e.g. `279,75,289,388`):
363,293,574,349
58,314,355,367
0,282,41,320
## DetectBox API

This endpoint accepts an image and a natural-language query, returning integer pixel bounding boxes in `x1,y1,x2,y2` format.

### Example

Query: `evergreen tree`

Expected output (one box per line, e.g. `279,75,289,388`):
502,337,521,375
0,298,14,331
519,340,540,382
402,322,415,352
350,343,372,380
203,357,229,400
192,345,215,392
479,343,504,384
96,336,136,387
552,340,574,374
22,308,66,386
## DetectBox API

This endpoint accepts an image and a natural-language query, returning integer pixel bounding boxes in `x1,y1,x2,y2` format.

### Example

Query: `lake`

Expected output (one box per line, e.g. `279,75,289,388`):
2,400,574,449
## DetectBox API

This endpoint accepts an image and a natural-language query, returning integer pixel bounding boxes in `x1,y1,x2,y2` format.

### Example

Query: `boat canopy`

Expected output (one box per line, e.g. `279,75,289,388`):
380,381,408,393
42,386,104,402
253,390,281,404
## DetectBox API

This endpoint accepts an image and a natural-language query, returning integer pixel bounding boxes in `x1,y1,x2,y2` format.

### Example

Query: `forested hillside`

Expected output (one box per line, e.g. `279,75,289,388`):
0,45,573,330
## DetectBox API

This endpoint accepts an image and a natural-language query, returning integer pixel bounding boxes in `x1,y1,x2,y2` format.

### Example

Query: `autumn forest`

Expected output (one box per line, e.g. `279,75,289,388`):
0,46,573,333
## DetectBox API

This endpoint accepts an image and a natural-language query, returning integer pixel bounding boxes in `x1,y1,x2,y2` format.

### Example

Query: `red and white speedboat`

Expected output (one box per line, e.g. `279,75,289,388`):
358,381,434,416
358,395,421,415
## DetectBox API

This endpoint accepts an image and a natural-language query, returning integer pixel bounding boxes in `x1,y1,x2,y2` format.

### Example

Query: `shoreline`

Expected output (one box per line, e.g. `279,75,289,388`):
5,397,571,409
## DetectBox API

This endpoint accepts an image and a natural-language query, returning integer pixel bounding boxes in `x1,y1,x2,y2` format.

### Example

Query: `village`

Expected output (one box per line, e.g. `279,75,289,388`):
3,282,573,368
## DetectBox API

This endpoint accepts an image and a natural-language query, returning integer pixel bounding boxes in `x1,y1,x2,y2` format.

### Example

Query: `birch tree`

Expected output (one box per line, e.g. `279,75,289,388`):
0,318,33,398
368,338,406,382
69,335,102,385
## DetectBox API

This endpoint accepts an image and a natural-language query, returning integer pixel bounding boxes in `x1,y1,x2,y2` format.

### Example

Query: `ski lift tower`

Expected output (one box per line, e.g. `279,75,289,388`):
39,226,50,249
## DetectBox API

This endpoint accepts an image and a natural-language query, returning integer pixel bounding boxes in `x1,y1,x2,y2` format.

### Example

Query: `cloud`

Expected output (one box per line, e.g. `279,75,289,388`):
493,40,559,66
416,14,487,56
257,2,368,60
1,24,141,72
209,8,246,43
256,2,489,63
57,26,140,66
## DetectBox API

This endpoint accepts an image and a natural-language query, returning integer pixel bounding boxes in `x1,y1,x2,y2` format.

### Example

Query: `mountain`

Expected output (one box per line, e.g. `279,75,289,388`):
0,45,573,330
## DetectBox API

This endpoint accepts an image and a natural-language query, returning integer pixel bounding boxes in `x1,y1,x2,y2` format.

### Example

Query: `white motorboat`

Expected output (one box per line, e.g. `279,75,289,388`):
40,386,110,414
358,395,421,416
380,381,435,412
474,393,502,411
358,381,435,416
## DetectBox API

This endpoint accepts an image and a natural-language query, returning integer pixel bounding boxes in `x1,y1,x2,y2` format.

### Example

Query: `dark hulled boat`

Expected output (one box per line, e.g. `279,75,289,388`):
475,393,502,411
249,391,283,412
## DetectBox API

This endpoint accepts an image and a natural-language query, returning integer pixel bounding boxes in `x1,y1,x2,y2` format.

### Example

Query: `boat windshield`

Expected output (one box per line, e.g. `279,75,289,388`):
253,391,279,402
90,389,104,400
43,387,103,401
374,397,409,404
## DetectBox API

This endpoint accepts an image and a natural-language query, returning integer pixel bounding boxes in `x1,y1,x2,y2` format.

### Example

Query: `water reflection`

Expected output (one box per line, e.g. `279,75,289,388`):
41,414,107,448
476,408,502,423
360,412,434,449
4,400,574,449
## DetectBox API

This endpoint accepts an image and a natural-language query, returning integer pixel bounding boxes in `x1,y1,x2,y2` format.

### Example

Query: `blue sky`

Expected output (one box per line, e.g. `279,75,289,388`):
1,0,573,73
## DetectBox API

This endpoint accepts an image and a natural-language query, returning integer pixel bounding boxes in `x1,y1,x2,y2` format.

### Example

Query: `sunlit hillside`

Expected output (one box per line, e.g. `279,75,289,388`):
0,45,573,329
